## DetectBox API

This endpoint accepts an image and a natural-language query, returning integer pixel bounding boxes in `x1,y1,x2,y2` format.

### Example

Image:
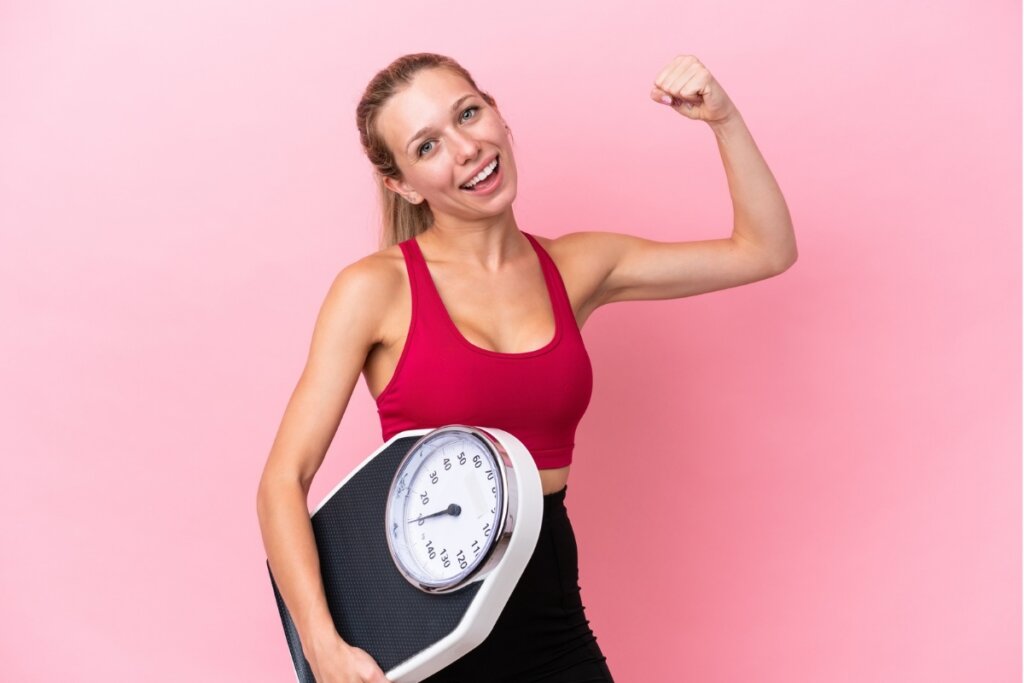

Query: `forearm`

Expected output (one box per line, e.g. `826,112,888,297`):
257,480,347,655
709,112,798,269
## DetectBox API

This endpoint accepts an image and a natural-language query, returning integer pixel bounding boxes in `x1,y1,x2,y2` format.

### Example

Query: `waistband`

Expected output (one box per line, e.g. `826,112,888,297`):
543,484,568,507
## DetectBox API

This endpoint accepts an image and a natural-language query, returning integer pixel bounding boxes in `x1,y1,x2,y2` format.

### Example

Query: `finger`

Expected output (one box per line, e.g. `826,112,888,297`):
650,86,674,105
671,63,704,101
654,55,696,91
653,60,678,88
684,67,711,99
656,58,690,93
663,62,704,102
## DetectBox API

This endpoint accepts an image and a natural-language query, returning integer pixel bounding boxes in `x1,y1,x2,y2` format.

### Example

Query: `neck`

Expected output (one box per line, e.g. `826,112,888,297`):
419,213,527,271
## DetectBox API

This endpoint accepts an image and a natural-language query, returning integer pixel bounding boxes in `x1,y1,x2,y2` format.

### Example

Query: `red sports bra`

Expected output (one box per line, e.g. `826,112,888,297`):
374,231,593,469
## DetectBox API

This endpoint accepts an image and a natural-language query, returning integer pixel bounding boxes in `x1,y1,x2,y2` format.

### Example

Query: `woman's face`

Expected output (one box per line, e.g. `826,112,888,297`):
377,68,517,219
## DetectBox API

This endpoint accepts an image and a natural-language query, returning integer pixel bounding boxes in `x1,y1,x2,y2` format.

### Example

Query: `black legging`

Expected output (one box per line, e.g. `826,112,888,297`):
420,485,615,683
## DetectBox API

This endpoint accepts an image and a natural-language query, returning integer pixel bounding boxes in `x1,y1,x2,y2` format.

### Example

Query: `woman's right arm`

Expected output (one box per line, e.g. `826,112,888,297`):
256,257,394,683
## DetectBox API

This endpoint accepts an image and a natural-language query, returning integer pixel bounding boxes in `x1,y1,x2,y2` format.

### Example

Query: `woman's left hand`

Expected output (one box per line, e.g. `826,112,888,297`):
650,55,738,125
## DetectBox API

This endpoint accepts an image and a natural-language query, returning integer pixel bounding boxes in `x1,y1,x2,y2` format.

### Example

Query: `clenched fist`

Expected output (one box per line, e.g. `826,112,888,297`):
650,55,737,124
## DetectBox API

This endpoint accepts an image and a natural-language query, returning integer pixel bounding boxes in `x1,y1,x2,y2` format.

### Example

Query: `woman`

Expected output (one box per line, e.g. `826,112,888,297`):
257,52,796,683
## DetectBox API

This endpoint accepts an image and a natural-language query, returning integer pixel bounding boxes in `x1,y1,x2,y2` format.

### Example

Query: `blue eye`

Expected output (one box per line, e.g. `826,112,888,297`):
417,106,481,157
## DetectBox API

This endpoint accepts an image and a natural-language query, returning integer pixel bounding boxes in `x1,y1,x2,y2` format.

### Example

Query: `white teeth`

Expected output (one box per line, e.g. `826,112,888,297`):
461,158,498,189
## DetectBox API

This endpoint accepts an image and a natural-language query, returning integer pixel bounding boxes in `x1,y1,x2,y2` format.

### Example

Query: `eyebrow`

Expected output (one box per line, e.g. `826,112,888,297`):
405,94,478,152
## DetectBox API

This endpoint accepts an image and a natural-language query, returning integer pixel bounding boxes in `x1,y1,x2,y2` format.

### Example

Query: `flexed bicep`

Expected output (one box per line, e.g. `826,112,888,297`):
558,231,785,310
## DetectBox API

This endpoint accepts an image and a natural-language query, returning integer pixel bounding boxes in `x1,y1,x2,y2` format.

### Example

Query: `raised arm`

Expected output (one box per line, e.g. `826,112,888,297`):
561,55,797,310
256,256,394,682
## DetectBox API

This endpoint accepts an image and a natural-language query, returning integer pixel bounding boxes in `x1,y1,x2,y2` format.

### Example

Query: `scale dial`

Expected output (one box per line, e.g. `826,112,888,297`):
385,425,512,593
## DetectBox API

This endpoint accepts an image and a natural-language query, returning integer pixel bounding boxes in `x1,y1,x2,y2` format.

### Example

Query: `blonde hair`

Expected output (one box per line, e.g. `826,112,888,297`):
355,53,511,250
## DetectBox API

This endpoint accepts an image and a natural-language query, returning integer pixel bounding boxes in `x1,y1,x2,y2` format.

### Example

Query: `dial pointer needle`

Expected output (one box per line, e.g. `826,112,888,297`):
408,503,463,524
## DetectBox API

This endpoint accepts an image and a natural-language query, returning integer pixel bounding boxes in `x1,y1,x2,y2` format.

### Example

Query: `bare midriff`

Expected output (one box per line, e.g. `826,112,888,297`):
538,466,571,495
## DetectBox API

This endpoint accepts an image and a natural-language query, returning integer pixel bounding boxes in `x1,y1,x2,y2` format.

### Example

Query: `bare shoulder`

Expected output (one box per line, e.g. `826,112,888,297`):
323,243,406,347
538,230,622,266
531,231,620,319
355,242,406,285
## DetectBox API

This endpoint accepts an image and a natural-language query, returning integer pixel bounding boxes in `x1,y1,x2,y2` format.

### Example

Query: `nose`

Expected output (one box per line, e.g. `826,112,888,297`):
451,129,481,165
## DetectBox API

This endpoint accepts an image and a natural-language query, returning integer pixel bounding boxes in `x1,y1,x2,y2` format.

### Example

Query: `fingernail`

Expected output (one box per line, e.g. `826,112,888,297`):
660,95,672,105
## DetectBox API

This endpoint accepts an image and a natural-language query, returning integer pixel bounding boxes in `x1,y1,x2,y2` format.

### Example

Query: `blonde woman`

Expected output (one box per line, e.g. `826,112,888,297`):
257,52,797,683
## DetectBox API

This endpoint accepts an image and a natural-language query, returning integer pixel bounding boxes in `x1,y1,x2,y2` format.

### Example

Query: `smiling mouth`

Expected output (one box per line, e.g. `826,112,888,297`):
459,155,500,191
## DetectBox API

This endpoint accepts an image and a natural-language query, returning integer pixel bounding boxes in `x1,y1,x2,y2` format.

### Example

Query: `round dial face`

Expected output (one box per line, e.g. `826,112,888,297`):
386,426,508,592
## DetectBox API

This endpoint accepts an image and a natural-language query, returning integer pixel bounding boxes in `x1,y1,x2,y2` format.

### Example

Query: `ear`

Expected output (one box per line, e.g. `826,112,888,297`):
382,174,423,205
496,110,512,137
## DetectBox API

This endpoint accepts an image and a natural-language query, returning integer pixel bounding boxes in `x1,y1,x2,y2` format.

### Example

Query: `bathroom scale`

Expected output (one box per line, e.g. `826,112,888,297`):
266,424,545,683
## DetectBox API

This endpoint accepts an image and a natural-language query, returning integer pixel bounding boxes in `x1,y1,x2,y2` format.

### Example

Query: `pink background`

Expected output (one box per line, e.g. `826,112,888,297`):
1,1,1019,681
